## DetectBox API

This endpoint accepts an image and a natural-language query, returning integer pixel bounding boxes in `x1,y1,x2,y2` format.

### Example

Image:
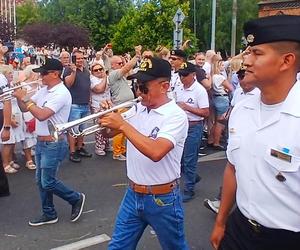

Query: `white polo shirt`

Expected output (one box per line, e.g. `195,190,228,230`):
31,82,72,136
125,100,188,185
227,80,300,232
174,80,209,121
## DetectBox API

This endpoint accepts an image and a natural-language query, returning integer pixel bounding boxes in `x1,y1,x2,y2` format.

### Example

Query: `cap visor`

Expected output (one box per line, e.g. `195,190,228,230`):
32,67,45,73
127,72,156,82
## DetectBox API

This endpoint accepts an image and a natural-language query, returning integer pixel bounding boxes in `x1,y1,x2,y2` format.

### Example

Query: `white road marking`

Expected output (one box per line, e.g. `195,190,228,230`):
198,151,226,162
51,234,111,250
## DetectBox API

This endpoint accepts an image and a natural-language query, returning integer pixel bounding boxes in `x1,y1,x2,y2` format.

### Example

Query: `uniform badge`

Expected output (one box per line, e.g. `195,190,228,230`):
140,58,152,72
246,34,255,44
149,127,160,139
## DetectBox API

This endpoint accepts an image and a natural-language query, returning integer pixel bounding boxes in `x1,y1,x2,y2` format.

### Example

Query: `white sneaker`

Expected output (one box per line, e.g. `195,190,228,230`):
113,154,126,161
95,149,106,156
203,199,220,214
26,160,36,170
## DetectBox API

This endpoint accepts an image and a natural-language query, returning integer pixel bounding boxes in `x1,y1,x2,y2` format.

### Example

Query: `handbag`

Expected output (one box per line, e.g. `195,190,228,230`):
25,118,36,133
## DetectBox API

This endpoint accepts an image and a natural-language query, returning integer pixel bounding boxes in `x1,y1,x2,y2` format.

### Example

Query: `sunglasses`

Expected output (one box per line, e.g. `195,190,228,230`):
40,71,55,76
134,82,149,94
92,68,103,72
116,62,124,66
170,57,181,61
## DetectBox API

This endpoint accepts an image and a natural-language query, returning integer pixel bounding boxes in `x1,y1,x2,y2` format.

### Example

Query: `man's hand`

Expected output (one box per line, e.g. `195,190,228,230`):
210,222,226,250
99,112,125,130
69,63,77,72
135,45,142,57
177,102,189,111
1,129,10,142
13,88,27,101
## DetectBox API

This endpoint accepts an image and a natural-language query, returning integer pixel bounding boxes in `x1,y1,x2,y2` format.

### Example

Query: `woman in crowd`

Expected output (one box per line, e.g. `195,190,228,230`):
155,45,170,61
0,65,25,173
90,63,111,156
208,60,233,150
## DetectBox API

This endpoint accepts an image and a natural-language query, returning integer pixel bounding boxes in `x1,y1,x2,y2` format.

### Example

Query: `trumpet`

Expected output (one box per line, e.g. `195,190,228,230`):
48,97,142,141
0,80,41,102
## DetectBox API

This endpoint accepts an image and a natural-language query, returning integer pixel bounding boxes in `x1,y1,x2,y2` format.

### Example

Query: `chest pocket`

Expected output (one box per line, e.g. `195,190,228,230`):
264,149,300,173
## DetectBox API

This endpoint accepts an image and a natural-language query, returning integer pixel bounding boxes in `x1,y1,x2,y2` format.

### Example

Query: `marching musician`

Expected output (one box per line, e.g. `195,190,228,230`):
13,58,85,226
100,57,190,249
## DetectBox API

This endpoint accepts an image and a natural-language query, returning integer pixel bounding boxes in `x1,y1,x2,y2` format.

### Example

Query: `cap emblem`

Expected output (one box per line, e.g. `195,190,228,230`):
140,58,152,72
246,34,255,44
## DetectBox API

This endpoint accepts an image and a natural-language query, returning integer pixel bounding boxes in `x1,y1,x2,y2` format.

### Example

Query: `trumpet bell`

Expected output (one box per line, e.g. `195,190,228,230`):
47,120,59,141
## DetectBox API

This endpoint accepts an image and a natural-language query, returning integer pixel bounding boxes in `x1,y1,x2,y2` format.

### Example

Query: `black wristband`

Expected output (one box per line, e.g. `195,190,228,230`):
3,126,11,130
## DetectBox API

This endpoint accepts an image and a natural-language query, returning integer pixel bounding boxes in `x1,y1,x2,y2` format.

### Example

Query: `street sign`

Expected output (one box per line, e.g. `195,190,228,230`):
173,8,185,25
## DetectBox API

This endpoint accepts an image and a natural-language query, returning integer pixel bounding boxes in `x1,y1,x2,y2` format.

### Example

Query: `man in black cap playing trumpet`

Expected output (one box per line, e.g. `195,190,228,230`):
99,57,189,249
210,15,300,250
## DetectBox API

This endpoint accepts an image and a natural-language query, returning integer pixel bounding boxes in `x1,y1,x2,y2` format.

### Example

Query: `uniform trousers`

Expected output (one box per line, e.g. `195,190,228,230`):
219,208,300,250
108,186,189,250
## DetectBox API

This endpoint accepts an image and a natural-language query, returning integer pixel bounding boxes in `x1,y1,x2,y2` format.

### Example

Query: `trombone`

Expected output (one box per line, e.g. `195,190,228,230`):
0,80,41,102
48,97,142,141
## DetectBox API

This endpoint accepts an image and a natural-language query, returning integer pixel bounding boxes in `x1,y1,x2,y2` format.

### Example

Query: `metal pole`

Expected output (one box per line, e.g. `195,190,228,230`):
231,0,237,56
5,0,7,21
211,0,216,50
194,0,196,37
13,0,16,36
9,0,11,23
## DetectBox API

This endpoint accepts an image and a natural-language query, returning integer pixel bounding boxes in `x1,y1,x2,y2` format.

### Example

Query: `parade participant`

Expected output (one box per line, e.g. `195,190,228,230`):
100,57,189,249
64,50,92,163
175,62,209,202
210,15,300,250
14,59,85,226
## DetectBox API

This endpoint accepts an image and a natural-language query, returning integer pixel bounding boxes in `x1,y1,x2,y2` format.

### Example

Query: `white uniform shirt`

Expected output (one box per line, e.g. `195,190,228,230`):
231,87,260,106
125,100,188,185
168,71,182,100
227,80,300,232
174,80,209,121
31,82,72,136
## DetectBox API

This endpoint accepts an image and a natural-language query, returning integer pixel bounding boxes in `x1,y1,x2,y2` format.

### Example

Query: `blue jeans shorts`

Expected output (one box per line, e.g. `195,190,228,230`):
68,104,90,133
213,96,230,116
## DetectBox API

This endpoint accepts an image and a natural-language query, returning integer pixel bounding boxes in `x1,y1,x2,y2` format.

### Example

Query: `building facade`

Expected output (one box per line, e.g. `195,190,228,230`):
258,0,300,17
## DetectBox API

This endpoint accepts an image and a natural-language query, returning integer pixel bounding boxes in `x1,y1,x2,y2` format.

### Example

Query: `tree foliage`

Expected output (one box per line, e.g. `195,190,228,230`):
112,0,197,54
21,23,89,47
16,0,42,31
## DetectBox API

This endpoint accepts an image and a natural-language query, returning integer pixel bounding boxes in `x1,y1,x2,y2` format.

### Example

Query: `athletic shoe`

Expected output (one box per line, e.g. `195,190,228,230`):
71,193,85,222
203,199,220,214
29,215,58,226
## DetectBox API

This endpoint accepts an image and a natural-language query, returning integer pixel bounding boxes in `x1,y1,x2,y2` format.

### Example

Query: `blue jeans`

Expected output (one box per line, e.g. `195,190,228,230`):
35,139,80,218
68,104,90,133
108,187,189,250
182,122,204,192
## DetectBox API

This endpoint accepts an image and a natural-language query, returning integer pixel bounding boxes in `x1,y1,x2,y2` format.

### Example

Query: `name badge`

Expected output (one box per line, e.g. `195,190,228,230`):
270,148,292,163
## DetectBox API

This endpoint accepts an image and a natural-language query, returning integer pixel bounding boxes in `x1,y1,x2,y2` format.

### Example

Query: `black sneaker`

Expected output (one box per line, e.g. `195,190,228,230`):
71,193,85,222
29,214,58,226
195,174,202,184
77,148,92,158
69,151,81,163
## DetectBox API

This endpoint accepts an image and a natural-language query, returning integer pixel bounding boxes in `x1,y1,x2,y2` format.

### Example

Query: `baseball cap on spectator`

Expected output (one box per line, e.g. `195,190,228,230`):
127,57,171,83
32,58,63,73
244,15,300,46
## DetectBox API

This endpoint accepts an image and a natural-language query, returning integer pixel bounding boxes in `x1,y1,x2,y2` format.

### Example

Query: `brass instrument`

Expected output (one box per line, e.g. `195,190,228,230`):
48,97,142,141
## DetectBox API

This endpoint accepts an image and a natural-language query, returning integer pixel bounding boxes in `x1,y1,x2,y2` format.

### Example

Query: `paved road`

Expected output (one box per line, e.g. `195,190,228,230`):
0,143,226,250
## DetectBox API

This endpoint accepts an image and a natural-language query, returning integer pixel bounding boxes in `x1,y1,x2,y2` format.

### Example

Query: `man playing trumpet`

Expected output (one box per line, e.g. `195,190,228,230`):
100,57,190,249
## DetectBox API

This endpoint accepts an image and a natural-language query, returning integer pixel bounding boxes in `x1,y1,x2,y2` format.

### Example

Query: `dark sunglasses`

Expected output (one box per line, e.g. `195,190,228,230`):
134,82,149,94
40,71,54,76
170,57,180,61
92,68,103,72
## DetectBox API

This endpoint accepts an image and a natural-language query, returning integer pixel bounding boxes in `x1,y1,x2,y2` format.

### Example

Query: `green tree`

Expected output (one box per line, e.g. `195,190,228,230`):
189,0,258,54
16,0,42,32
112,0,197,54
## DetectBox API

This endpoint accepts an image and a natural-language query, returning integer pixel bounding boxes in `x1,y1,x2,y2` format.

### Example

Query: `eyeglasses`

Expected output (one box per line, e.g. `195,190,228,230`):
116,62,124,66
170,57,180,61
92,68,103,72
134,82,149,94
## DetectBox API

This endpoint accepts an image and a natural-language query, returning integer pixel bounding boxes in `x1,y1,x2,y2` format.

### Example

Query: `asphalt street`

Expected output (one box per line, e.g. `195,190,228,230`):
0,142,226,250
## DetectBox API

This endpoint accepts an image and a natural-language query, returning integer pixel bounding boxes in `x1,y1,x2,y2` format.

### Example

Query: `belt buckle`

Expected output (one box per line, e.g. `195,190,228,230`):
248,219,261,233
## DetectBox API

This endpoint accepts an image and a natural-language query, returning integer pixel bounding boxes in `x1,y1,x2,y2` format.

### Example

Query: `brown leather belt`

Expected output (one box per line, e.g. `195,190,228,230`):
37,135,65,142
188,120,203,126
128,179,179,195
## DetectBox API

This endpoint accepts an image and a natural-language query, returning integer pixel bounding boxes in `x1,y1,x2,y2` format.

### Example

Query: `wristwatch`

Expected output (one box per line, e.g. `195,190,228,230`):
3,126,11,130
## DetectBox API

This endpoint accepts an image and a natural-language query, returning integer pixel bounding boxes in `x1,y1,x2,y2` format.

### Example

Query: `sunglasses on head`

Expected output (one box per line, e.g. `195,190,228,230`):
92,68,103,72
134,82,149,94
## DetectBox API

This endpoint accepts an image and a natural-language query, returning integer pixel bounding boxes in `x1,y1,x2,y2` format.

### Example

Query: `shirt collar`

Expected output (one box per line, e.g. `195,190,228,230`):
140,99,175,115
243,80,300,117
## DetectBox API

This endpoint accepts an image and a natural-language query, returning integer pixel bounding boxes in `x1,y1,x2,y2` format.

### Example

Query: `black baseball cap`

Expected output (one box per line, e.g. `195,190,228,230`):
127,57,171,82
33,58,63,73
170,49,187,59
244,15,300,46
178,62,196,76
